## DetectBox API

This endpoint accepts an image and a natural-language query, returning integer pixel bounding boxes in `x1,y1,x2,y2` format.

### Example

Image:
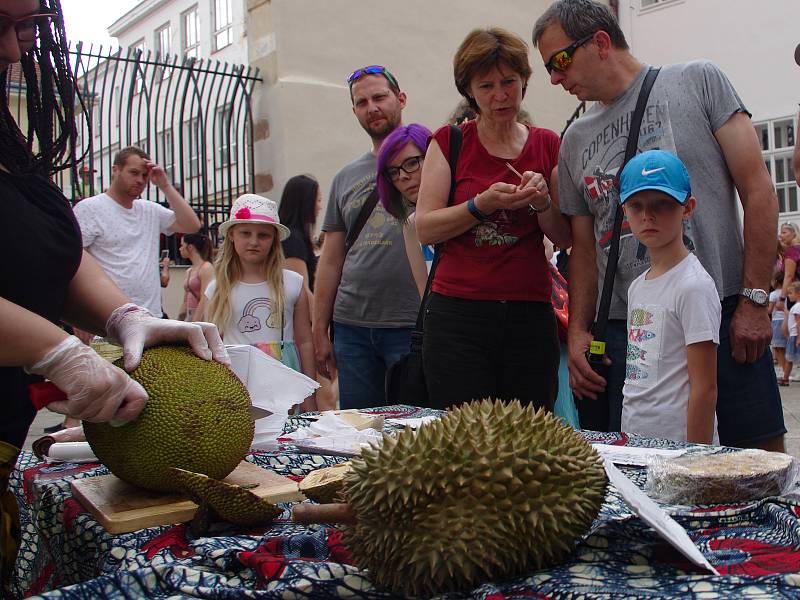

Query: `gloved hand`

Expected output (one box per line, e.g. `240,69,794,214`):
26,336,148,425
105,303,229,371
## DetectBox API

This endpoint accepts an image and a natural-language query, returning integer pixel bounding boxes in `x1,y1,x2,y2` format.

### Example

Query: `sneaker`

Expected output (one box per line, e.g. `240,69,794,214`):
791,374,800,382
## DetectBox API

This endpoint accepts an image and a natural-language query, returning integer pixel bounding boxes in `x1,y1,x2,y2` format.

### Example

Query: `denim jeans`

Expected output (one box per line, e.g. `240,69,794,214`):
332,322,412,409
422,293,559,411
715,296,785,446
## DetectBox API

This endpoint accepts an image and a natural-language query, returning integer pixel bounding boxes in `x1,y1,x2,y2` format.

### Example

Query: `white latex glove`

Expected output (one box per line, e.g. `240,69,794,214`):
27,336,148,425
105,303,230,371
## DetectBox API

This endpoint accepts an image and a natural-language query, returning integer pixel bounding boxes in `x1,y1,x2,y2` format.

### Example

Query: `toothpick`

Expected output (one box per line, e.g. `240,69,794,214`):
505,162,523,180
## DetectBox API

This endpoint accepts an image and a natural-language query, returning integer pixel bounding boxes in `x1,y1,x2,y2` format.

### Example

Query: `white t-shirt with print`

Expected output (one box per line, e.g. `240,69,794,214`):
770,289,784,322
205,270,303,344
622,253,721,444
789,303,800,338
73,193,175,316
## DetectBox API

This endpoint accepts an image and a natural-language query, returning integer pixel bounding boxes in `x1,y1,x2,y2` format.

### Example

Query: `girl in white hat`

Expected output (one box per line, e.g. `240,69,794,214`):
197,194,316,411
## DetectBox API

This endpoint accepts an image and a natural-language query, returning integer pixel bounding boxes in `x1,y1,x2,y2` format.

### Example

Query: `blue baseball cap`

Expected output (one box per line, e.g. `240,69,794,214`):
619,150,691,205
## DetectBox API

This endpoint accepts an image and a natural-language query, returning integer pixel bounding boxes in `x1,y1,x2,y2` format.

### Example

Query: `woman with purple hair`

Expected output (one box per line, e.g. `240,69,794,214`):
376,123,434,297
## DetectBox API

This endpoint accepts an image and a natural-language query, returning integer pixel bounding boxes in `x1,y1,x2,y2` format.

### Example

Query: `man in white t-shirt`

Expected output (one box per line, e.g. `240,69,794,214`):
73,146,201,317
619,151,721,444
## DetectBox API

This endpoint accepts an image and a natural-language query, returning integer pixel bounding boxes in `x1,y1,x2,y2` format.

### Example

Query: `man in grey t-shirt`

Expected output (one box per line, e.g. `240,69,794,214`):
533,0,785,451
312,65,419,409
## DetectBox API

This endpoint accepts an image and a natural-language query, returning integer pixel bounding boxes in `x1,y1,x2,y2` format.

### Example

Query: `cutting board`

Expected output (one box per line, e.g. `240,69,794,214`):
71,461,304,534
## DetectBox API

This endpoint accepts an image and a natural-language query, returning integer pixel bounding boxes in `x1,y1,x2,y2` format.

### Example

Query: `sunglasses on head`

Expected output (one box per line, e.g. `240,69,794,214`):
544,32,595,74
346,65,399,89
0,11,56,43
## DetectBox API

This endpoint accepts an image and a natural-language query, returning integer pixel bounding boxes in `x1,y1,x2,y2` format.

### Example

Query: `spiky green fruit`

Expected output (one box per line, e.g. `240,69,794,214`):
342,399,608,597
170,468,281,526
84,346,254,492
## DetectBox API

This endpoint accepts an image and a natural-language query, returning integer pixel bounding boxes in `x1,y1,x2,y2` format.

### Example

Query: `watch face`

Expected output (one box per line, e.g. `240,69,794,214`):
752,289,768,305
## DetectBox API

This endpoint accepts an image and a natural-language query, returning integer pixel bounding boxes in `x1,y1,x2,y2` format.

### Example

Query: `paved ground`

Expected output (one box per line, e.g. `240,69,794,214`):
23,378,800,458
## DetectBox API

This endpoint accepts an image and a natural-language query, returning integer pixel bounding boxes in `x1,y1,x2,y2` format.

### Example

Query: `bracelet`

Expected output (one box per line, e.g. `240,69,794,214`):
528,195,552,215
467,197,489,221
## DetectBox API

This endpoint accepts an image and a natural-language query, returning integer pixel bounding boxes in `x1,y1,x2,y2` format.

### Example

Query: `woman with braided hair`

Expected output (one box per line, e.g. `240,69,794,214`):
0,1,228,588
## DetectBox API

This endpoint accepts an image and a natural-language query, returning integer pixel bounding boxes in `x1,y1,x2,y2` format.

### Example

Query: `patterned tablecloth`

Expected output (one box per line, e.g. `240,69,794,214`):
9,405,800,599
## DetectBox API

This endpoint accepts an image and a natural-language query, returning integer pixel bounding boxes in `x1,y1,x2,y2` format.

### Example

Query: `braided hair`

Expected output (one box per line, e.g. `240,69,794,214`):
0,0,81,182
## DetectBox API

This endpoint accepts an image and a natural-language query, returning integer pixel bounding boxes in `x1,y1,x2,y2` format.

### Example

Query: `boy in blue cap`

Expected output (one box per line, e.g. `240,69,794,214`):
619,150,721,444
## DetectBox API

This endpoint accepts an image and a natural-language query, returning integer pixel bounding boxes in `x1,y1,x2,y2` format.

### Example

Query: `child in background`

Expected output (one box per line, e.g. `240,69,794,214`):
784,281,800,383
197,194,316,412
769,273,789,385
619,150,721,444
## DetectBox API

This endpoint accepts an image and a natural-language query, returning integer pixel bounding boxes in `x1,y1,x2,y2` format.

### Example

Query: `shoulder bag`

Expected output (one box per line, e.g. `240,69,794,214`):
577,67,661,431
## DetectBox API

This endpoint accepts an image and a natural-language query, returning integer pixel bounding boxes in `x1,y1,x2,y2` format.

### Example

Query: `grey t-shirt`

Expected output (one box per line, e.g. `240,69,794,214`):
322,151,419,328
559,61,746,320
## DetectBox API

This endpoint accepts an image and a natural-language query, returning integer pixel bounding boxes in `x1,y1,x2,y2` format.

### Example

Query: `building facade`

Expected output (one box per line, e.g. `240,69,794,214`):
615,0,800,225
93,0,606,226
244,0,592,212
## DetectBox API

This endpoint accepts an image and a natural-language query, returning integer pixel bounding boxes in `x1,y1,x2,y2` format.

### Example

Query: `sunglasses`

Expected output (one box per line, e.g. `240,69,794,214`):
386,155,424,181
0,12,56,43
544,32,595,74
347,65,399,90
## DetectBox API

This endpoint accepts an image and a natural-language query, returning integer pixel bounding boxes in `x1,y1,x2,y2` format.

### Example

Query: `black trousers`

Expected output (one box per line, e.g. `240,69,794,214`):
422,293,559,411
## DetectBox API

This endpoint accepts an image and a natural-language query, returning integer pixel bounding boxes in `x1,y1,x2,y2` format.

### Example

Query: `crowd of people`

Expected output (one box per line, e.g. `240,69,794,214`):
1,0,797,589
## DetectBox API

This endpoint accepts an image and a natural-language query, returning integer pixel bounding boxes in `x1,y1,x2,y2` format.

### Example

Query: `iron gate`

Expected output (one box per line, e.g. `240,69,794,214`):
8,42,262,241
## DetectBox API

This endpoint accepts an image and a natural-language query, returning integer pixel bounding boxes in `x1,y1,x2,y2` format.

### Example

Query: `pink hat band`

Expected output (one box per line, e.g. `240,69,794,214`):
234,206,276,224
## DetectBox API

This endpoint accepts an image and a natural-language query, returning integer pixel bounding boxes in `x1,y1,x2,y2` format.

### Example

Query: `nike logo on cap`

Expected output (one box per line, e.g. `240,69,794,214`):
641,167,665,176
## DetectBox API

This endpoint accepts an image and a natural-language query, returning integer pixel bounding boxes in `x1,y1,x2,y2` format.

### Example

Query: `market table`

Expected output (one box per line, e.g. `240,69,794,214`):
9,404,800,599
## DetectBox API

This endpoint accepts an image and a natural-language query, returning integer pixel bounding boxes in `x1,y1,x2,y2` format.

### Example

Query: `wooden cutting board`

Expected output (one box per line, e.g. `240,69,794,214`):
71,461,304,534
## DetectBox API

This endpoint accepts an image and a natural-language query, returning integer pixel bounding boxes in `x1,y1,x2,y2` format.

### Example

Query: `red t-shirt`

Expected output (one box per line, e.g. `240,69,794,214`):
430,120,559,301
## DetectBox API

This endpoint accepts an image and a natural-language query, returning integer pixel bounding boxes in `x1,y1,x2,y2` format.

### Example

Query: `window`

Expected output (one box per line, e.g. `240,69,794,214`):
92,100,101,138
159,129,174,183
641,0,681,8
757,116,798,214
216,103,237,166
131,38,146,94
185,117,201,178
155,23,171,57
155,23,171,78
182,6,200,59
213,0,233,51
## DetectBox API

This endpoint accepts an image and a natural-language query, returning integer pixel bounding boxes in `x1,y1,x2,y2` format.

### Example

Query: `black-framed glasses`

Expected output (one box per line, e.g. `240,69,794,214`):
0,12,56,43
347,65,399,90
386,155,424,181
544,32,595,74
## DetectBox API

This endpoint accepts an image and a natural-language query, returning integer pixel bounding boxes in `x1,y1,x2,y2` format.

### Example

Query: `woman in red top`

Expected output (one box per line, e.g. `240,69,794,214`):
416,27,571,410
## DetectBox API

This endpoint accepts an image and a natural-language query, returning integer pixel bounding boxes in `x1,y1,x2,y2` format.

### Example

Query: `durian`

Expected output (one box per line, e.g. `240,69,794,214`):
341,399,608,596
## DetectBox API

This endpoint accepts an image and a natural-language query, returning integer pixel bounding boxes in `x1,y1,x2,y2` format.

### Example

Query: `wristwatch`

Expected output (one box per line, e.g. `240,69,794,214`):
740,287,768,307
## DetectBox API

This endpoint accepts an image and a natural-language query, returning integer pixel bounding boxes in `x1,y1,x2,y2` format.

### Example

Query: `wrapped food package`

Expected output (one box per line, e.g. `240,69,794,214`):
646,449,798,505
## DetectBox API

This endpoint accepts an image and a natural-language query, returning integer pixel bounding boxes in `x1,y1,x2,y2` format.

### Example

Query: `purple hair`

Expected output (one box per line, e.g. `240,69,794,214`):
376,123,432,221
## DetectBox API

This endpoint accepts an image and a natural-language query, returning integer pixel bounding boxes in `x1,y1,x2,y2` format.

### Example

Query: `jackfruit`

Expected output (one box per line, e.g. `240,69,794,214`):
170,468,281,527
341,399,608,597
84,346,254,493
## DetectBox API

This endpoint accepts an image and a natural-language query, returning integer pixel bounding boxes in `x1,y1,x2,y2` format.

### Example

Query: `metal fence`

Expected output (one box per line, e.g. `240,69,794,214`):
8,43,262,243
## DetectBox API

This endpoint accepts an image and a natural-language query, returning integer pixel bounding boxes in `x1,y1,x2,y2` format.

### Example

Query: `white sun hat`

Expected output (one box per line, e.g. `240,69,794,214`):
219,194,291,240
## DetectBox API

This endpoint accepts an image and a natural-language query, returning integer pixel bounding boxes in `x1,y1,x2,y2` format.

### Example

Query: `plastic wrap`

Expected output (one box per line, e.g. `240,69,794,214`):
645,448,799,505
